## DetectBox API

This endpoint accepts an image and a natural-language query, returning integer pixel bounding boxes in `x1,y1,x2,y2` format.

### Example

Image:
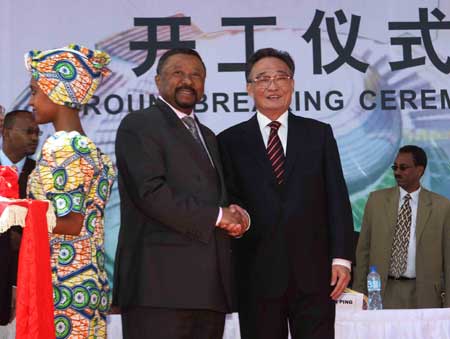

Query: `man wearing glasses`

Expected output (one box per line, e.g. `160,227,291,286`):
0,110,40,325
218,48,354,339
354,145,450,308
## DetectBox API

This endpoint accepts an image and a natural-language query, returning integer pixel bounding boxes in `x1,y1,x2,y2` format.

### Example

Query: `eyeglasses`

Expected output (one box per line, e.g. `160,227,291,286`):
249,74,293,89
9,127,43,136
391,164,414,171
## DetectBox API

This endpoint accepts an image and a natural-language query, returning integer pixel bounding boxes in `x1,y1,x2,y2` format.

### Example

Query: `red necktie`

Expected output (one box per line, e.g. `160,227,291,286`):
267,121,285,184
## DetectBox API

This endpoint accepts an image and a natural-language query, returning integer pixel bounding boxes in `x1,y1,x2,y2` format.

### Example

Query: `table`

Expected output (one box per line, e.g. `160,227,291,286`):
335,308,450,339
0,197,55,234
105,308,450,339
4,305,450,338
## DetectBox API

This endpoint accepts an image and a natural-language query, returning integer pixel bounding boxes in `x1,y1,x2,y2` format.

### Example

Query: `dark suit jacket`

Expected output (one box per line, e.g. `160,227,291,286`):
113,99,233,312
19,158,36,199
0,157,35,325
218,113,354,301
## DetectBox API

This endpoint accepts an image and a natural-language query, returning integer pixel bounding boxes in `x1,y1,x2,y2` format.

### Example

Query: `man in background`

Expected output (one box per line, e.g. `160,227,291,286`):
0,110,39,325
354,145,450,308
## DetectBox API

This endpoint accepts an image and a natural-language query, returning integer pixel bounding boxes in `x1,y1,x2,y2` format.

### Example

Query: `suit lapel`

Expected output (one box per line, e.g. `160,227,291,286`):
283,113,304,183
242,115,277,186
240,113,307,187
156,100,212,171
385,186,400,243
198,122,220,169
19,158,35,199
198,122,228,202
416,188,432,245
373,187,400,280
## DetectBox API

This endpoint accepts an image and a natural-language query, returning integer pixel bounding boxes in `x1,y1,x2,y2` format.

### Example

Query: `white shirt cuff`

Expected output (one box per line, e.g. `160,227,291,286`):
216,207,223,226
332,258,352,271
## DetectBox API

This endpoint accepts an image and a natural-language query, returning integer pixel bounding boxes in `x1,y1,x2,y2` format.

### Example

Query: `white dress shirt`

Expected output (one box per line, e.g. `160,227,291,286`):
255,110,352,271
257,111,288,154
398,186,420,278
0,149,26,176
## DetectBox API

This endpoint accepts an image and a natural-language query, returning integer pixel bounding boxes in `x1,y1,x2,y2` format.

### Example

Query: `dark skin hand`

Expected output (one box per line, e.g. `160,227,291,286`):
52,212,84,236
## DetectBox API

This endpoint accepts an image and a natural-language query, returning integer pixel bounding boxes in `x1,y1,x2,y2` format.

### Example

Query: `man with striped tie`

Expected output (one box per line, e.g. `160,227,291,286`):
218,48,354,339
354,145,450,308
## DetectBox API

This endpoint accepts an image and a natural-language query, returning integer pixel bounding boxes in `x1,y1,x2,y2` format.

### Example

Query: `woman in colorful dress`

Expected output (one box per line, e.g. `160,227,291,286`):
25,44,115,339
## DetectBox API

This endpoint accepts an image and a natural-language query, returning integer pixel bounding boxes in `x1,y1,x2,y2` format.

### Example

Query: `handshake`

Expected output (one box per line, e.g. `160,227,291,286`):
217,204,250,238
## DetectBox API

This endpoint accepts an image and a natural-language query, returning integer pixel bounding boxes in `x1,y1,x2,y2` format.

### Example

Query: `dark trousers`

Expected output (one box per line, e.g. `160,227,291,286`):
122,306,225,339
238,286,335,339
0,233,12,325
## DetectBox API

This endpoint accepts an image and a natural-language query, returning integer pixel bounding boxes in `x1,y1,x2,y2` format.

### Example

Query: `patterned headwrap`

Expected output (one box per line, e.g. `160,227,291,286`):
24,44,111,109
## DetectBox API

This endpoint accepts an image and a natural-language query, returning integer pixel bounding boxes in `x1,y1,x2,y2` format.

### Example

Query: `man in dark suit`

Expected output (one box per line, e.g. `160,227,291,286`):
0,110,38,325
113,48,249,339
218,48,354,339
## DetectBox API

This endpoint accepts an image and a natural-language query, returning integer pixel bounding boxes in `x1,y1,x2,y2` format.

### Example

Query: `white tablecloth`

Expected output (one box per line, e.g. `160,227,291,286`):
0,318,15,339
3,308,450,339
335,308,450,339
107,308,450,339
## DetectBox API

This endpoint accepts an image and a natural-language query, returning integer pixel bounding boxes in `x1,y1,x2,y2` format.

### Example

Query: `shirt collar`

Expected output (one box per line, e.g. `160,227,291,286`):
159,96,196,120
0,149,27,174
399,186,421,203
256,110,289,129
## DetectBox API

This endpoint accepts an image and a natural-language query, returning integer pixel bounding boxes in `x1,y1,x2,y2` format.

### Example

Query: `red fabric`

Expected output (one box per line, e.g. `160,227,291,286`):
16,200,55,339
0,166,19,199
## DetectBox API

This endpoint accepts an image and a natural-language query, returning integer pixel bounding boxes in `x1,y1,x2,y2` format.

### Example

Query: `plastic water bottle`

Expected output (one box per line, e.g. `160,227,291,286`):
367,265,383,310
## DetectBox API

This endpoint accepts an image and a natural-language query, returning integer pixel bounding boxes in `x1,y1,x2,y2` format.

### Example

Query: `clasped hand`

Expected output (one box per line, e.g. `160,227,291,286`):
217,204,250,238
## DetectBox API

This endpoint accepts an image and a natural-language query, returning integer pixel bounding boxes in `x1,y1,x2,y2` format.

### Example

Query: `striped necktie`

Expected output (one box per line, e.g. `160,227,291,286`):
389,193,412,278
267,121,285,184
182,116,203,147
182,116,212,165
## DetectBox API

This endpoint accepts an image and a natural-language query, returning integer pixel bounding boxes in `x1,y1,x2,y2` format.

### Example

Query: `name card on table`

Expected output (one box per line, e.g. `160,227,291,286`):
335,290,364,311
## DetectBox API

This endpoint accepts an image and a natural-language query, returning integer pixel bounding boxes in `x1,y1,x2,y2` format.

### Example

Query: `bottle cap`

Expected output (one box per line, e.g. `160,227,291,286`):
370,265,377,273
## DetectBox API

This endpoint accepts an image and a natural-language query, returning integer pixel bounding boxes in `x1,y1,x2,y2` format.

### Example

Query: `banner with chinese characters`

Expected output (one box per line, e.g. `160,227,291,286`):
1,0,449,284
